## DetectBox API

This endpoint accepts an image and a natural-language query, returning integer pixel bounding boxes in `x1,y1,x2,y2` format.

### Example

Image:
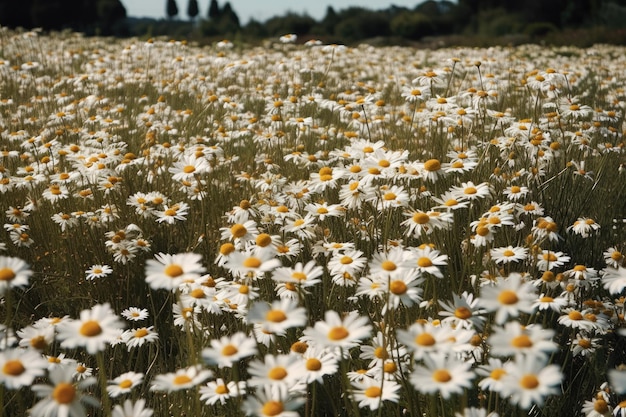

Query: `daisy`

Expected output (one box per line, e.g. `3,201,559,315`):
281,215,316,240
121,326,159,350
351,377,400,410
56,303,124,354
107,371,144,398
0,347,48,389
144,252,206,291
168,154,210,181
373,184,410,210
0,255,33,295
384,273,425,311
85,264,113,280
17,324,55,351
490,246,528,265
531,293,569,313
327,249,368,279
298,345,339,384
487,322,557,359
271,260,323,287
500,355,562,409
220,220,259,248
73,363,93,381
451,181,492,202
201,331,258,368
604,247,624,268
199,378,246,406
30,364,99,417
302,310,372,352
536,250,571,271
247,299,308,335
112,399,154,417
570,333,601,357
303,202,345,221
150,365,212,393
438,291,487,330
420,158,445,182
241,385,304,417
403,245,448,279
568,217,600,238
476,357,512,393
410,352,475,399
396,321,458,360
155,202,189,224
247,353,303,389
479,274,537,324
581,396,612,417
503,184,529,201
223,248,281,281
121,307,149,322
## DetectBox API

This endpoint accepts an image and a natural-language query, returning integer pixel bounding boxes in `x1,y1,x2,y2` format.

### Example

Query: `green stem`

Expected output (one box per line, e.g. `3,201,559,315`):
96,351,112,417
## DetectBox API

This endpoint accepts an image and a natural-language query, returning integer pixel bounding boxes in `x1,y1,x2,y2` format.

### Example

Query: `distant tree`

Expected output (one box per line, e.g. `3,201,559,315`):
221,2,240,27
167,0,179,19
391,12,435,39
187,0,199,20
265,12,316,37
208,0,221,20
321,6,339,35
97,0,127,35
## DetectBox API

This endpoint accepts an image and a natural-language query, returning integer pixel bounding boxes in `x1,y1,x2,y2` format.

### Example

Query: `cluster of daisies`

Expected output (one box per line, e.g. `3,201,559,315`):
1,26,626,417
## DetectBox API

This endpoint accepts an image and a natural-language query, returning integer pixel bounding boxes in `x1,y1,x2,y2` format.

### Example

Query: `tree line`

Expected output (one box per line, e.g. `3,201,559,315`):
1,0,625,45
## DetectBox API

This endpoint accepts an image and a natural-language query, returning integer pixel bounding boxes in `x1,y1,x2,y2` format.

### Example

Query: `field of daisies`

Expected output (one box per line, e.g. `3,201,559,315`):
0,26,625,417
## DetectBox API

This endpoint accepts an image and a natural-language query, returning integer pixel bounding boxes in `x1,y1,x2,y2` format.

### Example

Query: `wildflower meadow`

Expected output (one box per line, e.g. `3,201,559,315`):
1,27,626,417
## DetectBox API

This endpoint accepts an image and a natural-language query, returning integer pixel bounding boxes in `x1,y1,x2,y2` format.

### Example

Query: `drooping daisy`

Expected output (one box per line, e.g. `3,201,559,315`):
56,303,124,354
567,217,600,238
150,365,212,393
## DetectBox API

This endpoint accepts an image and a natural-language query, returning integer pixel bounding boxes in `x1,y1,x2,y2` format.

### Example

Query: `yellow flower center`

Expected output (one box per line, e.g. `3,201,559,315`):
183,165,195,174
498,290,518,305
412,212,430,224
594,399,609,413
464,186,477,195
490,368,506,380
53,383,76,404
503,249,515,257
230,223,247,238
0,268,16,281
364,386,382,398
423,159,441,172
266,310,287,322
243,257,262,268
219,243,235,255
416,333,436,346
119,379,133,389
134,328,149,338
215,384,229,394
262,401,284,416
454,307,472,319
3,360,25,376
511,334,533,348
383,192,397,201
268,367,287,380
568,310,583,321
256,233,272,247
340,256,353,265
381,260,397,271
222,344,238,356
328,326,349,340
173,375,192,385
79,320,102,337
30,336,47,350
432,369,452,383
519,374,539,389
378,159,390,168
164,264,184,278
578,338,592,349
417,257,433,268
306,358,322,371
390,280,407,295
191,288,206,298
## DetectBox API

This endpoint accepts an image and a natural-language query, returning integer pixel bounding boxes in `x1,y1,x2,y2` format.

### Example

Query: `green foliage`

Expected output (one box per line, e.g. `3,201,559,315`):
390,12,435,40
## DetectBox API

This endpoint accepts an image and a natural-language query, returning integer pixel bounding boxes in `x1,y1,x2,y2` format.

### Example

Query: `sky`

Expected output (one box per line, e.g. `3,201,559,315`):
121,0,424,24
